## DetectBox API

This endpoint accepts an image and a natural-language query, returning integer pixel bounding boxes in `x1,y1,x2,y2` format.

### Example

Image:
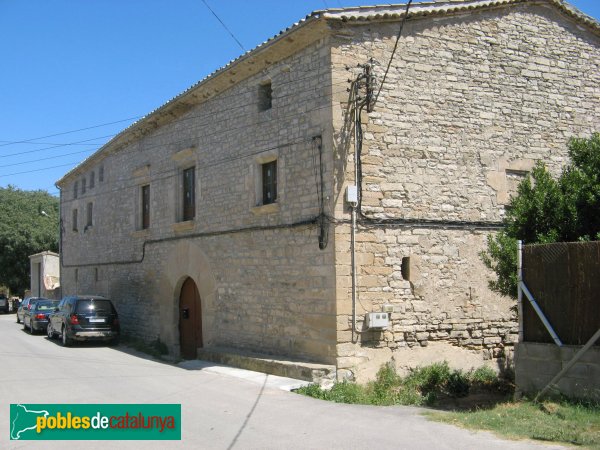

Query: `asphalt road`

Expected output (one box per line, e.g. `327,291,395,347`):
0,313,565,450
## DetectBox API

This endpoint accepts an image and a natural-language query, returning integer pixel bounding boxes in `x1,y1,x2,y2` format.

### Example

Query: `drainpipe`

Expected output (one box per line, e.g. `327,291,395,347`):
517,240,523,342
351,84,360,343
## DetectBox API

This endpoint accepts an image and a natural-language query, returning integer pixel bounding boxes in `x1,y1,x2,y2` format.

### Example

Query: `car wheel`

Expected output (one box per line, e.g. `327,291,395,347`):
47,322,55,339
23,320,27,332
61,326,72,347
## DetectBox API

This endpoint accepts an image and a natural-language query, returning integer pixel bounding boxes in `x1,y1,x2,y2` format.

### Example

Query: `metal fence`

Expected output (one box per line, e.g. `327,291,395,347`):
522,241,600,345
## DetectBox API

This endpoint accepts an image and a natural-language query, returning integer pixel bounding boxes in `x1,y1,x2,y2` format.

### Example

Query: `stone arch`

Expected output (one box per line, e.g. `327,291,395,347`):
155,240,216,356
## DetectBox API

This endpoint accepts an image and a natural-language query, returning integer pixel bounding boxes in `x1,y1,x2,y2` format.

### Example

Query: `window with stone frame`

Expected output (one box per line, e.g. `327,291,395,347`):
141,184,150,229
86,202,93,228
258,81,272,111
74,181,78,199
81,177,86,195
90,171,95,188
99,165,104,182
262,160,277,205
72,209,78,232
182,166,195,221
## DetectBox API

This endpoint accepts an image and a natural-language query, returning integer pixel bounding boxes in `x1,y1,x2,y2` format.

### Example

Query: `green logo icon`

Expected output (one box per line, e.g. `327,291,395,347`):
10,404,181,440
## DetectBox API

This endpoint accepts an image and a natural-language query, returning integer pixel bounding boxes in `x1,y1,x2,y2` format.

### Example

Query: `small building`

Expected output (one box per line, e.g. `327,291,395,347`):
56,0,600,381
29,251,61,300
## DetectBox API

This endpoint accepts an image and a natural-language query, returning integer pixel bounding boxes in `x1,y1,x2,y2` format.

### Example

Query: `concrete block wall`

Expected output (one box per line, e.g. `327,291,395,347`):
515,343,600,401
330,3,600,380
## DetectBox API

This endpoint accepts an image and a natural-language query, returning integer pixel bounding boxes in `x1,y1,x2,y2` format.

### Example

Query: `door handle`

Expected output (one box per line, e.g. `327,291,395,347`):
182,308,190,319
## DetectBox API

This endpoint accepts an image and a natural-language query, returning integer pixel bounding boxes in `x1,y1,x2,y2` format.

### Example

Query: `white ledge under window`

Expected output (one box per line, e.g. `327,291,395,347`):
251,202,279,215
172,220,195,233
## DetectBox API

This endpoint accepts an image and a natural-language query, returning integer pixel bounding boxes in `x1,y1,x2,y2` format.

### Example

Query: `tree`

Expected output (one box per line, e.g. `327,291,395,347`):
481,133,600,299
0,186,59,295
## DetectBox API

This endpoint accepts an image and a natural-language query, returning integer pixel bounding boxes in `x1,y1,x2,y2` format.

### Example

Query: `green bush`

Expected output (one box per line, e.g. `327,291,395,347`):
469,366,498,385
296,361,505,407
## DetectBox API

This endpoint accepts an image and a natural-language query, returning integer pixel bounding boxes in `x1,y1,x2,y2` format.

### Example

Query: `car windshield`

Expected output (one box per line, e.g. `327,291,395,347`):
75,300,114,315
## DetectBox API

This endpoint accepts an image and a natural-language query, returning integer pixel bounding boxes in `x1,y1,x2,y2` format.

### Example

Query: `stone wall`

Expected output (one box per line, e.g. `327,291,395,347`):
59,37,339,364
330,3,600,380
515,343,600,401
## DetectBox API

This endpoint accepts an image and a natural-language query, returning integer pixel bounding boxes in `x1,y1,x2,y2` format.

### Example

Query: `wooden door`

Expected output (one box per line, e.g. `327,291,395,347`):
179,277,202,359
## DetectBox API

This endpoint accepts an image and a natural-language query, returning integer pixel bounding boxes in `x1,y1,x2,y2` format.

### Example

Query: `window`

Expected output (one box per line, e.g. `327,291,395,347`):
258,81,272,111
90,171,95,188
141,184,150,229
86,202,93,228
82,177,86,194
99,165,104,182
72,209,78,232
74,181,78,199
262,160,277,205
182,167,195,221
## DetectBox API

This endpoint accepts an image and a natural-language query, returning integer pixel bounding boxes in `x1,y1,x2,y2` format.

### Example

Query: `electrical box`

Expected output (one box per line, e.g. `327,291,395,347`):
382,304,394,313
346,185,358,204
365,312,389,330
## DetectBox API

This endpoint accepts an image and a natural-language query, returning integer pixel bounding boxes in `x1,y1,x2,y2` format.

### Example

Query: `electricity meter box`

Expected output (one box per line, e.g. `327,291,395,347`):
365,312,389,329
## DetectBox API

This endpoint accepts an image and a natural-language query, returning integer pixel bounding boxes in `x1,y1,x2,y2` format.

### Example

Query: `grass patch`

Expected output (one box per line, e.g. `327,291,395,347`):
429,399,600,448
295,361,510,408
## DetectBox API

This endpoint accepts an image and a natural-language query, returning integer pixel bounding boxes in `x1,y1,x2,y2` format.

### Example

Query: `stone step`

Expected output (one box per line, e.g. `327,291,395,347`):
197,346,336,385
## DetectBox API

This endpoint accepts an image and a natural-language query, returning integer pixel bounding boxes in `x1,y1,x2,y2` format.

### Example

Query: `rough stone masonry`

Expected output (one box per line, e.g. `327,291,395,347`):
57,1,600,382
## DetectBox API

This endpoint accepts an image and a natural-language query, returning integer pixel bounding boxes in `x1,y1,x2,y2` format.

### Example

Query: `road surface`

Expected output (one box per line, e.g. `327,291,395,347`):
0,313,564,449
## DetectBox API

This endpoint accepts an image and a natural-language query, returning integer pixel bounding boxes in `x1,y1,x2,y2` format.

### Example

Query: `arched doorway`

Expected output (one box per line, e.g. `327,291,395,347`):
179,277,202,359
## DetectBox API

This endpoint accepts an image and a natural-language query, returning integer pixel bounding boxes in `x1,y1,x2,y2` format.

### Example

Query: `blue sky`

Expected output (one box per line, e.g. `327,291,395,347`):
1,0,598,196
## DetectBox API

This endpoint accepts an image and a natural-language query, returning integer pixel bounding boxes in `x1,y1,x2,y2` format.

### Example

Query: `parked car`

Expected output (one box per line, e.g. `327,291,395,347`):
22,299,60,334
47,296,120,346
10,297,21,313
0,294,8,313
17,297,49,323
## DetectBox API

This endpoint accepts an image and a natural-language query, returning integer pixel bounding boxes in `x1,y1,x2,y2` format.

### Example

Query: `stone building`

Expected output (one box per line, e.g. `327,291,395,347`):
56,0,600,381
29,251,61,300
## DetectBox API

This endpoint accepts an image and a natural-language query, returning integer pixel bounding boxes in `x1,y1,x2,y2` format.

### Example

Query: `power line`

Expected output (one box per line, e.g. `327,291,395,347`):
0,162,81,178
0,140,99,146
0,115,143,148
0,63,344,161
0,74,353,172
201,0,246,52
372,0,412,108
0,134,116,159
1,148,95,169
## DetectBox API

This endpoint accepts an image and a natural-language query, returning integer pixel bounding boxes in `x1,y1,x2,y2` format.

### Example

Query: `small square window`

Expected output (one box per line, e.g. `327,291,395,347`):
258,81,272,111
262,160,277,205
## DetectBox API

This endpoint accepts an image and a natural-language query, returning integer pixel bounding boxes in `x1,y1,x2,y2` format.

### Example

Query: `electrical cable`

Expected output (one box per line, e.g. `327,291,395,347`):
0,77,355,180
0,69,351,165
0,116,143,148
372,0,412,109
201,0,246,52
